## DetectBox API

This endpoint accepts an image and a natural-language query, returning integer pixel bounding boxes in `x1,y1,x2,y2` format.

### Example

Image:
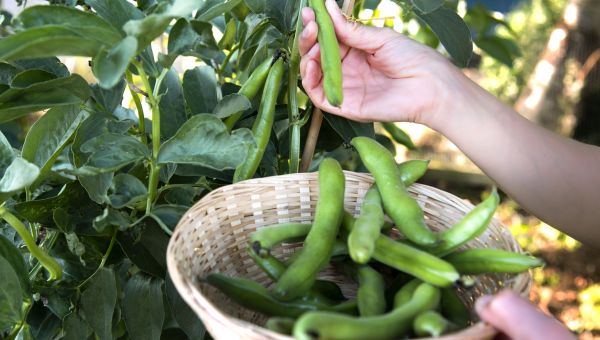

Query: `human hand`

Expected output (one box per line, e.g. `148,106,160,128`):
475,290,575,340
299,0,459,125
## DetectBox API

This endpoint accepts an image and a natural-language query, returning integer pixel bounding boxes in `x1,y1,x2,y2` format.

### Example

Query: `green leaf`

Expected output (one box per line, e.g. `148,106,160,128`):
62,312,90,340
0,26,109,61
0,256,22,331
79,174,114,205
218,19,237,50
80,133,149,173
16,5,122,43
157,114,254,170
244,0,289,32
0,158,40,204
475,35,520,67
0,62,20,85
10,69,57,88
167,19,221,62
12,58,70,78
81,268,116,340
411,0,444,14
116,223,166,278
0,74,91,124
166,274,206,339
21,105,84,181
158,68,188,140
0,235,29,296
324,113,375,142
93,36,138,89
415,7,473,67
84,0,145,35
93,207,130,232
123,0,203,51
123,274,165,340
183,66,219,115
196,0,242,22
213,94,251,119
90,80,127,115
108,174,147,209
0,130,15,176
149,204,187,232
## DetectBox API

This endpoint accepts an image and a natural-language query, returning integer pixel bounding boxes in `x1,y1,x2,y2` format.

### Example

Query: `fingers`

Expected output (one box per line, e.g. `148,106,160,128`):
301,7,315,25
476,290,575,340
300,43,320,77
299,21,318,56
301,59,342,116
325,0,398,53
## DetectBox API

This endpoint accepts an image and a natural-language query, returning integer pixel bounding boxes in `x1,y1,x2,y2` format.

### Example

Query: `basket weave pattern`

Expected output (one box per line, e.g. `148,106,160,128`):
167,171,531,340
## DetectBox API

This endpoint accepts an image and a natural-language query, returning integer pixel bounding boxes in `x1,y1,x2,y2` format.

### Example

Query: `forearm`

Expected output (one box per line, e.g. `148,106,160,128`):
428,70,600,246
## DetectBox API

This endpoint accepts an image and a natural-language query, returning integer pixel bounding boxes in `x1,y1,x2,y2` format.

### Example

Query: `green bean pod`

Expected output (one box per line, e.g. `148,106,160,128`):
224,57,274,131
351,137,437,246
274,158,345,300
356,265,387,316
265,317,295,335
341,213,459,287
293,283,441,340
233,57,285,182
433,188,500,256
413,310,456,337
285,239,349,265
309,0,343,107
382,122,416,150
440,288,470,328
445,248,544,274
397,159,430,186
348,185,385,264
250,222,312,255
393,279,422,308
205,273,357,318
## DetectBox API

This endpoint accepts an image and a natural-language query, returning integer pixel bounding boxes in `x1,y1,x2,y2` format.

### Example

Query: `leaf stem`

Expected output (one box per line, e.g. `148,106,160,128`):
218,43,240,82
288,0,307,174
132,60,166,215
0,207,61,280
76,228,118,290
126,70,148,145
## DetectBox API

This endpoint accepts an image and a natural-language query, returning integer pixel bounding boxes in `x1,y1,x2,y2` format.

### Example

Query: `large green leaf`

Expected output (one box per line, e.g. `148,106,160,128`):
475,35,520,67
12,58,70,78
116,223,167,278
0,158,40,204
183,66,218,115
81,268,116,340
123,274,165,340
62,312,90,340
324,113,375,142
0,256,22,331
0,74,90,124
92,36,138,89
167,19,220,64
244,0,290,32
157,114,254,170
410,0,444,13
90,80,127,115
79,133,149,173
166,274,206,339
0,130,15,176
84,0,145,35
123,0,203,51
213,94,251,119
196,0,242,22
21,105,84,183
149,204,187,232
0,63,20,85
0,235,29,296
108,174,147,209
415,7,473,67
158,68,188,140
10,70,57,88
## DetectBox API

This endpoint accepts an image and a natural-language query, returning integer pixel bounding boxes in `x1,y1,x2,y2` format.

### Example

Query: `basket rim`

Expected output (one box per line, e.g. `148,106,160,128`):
167,171,531,340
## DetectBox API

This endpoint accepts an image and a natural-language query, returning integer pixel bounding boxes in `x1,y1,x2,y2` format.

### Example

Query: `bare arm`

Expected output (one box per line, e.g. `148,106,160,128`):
428,70,600,246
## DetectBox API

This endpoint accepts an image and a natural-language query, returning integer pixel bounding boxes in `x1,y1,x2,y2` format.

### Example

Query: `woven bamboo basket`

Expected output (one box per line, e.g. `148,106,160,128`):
167,171,532,340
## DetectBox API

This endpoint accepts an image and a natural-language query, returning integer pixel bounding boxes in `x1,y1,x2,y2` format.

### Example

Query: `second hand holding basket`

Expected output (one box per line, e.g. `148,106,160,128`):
167,171,531,340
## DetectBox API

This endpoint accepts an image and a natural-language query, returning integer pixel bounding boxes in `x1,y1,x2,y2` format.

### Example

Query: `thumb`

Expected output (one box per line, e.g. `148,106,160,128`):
325,0,398,53
475,290,575,340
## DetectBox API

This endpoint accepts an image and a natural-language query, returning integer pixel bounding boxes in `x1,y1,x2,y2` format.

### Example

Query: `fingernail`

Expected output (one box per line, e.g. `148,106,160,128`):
475,295,494,313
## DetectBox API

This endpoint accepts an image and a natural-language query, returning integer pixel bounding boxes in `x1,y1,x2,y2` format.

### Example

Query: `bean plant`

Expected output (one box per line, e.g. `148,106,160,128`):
0,0,516,338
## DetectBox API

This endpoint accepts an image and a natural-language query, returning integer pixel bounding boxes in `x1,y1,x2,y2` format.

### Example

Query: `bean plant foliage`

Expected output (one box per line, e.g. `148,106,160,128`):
0,0,515,339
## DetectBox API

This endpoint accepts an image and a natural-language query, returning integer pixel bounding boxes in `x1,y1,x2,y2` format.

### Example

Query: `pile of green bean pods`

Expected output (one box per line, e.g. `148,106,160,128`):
203,137,544,339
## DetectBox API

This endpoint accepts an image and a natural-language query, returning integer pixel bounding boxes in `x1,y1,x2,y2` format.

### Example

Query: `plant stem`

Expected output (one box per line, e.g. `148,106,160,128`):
288,0,307,174
300,107,323,172
300,0,354,171
76,228,118,290
132,60,166,215
218,43,240,82
126,70,148,145
0,207,61,280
